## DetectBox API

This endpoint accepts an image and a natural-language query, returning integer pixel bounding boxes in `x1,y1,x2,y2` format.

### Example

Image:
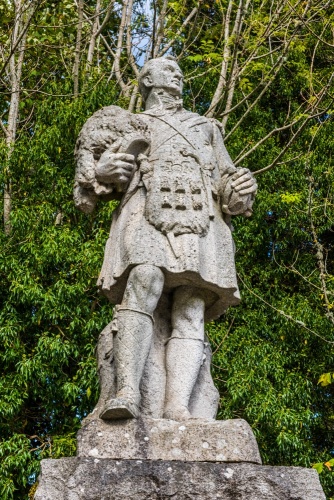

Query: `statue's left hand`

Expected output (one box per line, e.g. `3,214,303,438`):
229,168,257,196
220,167,257,217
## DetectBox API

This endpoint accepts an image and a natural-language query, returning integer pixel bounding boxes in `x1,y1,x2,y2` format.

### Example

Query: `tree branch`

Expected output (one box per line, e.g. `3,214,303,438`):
157,7,198,57
73,0,84,97
0,0,42,79
254,75,334,175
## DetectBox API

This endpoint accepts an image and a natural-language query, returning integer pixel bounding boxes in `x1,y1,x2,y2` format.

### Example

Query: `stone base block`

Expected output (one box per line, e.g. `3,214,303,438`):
34,458,325,500
77,417,262,463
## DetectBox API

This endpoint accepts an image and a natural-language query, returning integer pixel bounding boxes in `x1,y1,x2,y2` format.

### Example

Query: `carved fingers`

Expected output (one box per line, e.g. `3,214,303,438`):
220,167,257,217
95,150,136,185
230,167,258,196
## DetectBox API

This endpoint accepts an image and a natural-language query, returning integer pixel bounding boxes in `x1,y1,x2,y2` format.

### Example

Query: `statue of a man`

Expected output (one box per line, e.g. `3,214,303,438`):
74,56,257,421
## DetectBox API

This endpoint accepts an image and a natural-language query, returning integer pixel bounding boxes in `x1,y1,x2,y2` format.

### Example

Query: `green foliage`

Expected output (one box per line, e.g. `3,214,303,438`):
0,74,122,497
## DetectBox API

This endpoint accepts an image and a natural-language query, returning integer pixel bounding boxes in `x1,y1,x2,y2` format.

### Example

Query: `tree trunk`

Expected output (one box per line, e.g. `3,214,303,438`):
4,0,29,235
73,0,84,97
86,0,101,71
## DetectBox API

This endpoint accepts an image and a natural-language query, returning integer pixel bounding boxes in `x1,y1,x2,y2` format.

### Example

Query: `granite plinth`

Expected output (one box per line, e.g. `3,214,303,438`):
34,458,325,500
77,417,262,463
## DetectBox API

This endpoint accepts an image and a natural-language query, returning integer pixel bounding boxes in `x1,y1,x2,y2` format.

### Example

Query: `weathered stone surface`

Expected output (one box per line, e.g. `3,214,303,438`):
93,300,220,422
34,458,325,500
77,417,262,464
74,57,258,423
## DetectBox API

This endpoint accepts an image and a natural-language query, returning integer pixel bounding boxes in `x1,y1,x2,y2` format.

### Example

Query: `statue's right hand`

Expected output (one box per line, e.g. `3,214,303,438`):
95,140,135,187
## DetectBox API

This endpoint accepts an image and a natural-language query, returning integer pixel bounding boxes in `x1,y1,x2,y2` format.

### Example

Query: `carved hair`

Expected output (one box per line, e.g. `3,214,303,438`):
138,56,179,102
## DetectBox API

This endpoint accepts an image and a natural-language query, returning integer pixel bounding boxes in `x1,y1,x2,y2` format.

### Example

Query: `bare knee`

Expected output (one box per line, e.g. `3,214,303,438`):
171,286,205,340
122,265,164,314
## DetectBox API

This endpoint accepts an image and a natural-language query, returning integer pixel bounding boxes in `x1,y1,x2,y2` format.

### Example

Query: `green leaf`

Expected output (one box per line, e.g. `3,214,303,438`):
312,463,324,474
318,373,332,387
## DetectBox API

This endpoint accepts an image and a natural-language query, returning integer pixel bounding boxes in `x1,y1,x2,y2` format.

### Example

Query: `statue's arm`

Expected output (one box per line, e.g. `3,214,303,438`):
73,111,135,214
212,121,257,217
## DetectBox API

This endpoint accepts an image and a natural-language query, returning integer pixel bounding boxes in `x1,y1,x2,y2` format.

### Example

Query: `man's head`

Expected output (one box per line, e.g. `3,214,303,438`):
138,56,183,102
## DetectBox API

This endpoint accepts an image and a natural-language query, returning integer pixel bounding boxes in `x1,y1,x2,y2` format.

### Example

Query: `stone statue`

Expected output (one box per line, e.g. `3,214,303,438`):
34,56,326,500
74,56,257,422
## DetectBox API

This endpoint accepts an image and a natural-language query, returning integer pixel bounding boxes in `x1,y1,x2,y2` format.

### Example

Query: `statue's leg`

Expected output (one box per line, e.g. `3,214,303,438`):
100,264,164,420
163,286,205,421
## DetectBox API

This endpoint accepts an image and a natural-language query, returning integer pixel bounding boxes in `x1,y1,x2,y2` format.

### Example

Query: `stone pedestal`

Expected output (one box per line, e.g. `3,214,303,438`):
34,418,325,500
77,417,262,463
35,458,325,500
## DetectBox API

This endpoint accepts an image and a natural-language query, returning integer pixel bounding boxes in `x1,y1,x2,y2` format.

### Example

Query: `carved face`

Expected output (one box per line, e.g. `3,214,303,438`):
144,59,184,97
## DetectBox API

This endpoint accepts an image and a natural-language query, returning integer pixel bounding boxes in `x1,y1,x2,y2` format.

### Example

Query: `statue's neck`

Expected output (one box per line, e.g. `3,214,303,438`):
145,89,183,112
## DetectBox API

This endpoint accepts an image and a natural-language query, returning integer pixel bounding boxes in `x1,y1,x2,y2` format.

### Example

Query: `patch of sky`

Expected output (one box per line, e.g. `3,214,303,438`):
131,0,153,67
131,0,173,67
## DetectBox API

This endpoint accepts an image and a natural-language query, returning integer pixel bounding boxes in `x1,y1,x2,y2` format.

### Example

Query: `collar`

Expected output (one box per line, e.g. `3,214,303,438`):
145,90,183,114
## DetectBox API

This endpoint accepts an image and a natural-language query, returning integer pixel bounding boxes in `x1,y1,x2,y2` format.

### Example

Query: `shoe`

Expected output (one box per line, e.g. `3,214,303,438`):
99,397,139,420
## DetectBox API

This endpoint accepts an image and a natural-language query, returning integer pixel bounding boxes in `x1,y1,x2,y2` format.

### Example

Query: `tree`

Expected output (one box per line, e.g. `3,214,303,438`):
0,1,333,498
